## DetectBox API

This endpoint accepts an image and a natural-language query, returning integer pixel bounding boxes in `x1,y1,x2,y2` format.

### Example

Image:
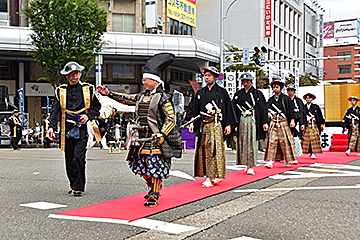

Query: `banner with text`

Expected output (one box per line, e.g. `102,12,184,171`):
167,0,196,28
265,0,272,38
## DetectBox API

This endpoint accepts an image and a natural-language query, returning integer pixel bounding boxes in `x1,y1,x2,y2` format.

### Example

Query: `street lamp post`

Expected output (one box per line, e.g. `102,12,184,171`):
220,0,238,73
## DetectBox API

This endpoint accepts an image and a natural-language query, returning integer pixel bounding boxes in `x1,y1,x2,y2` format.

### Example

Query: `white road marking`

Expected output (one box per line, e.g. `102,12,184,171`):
127,218,198,234
48,214,198,234
169,170,196,180
269,164,360,179
230,236,262,240
48,214,129,224
233,184,360,193
20,202,67,210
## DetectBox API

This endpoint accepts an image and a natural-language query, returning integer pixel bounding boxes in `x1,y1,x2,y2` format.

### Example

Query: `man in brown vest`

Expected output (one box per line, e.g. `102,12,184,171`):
48,62,101,197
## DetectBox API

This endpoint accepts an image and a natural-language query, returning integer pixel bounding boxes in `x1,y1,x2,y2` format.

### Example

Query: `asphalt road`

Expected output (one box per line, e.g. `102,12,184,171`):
0,147,360,240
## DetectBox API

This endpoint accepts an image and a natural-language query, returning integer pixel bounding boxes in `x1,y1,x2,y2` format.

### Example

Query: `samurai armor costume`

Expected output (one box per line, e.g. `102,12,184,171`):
264,116,297,162
106,52,179,207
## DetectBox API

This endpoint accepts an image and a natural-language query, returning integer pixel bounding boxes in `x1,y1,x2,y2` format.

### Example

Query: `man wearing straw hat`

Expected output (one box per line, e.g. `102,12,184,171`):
302,93,325,159
343,96,360,156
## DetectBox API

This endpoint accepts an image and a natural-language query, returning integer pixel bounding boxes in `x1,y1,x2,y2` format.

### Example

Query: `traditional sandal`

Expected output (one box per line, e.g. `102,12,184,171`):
264,161,273,168
144,195,159,207
202,179,214,188
212,178,223,184
284,162,291,167
72,190,83,197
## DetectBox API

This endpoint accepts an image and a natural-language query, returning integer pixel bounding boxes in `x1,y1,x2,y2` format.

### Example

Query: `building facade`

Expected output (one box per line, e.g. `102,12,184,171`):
0,0,218,126
323,18,360,82
196,0,321,79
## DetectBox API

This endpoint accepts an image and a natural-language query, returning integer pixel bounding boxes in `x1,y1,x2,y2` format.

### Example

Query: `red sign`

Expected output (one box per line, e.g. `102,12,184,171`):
265,0,272,38
323,22,334,39
189,80,200,93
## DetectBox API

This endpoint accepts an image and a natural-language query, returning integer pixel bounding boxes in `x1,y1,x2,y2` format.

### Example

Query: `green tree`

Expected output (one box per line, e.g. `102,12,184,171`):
217,46,267,89
23,0,108,88
285,72,320,86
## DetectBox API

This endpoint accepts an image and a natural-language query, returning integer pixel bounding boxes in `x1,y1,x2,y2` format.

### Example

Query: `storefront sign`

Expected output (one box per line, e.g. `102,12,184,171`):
324,19,360,46
112,64,135,79
25,83,54,96
87,65,107,78
106,84,131,94
167,0,196,28
265,0,272,38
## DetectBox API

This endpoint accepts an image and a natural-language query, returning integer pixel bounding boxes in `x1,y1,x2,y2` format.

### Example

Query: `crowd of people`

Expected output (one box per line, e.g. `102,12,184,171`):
5,55,359,210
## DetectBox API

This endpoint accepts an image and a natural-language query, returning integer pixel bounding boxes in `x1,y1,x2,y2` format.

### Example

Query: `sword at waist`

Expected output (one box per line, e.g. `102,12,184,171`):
271,104,286,119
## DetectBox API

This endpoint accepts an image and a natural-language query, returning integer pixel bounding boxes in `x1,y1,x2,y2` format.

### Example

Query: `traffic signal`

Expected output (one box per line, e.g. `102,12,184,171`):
253,46,268,66
254,46,261,65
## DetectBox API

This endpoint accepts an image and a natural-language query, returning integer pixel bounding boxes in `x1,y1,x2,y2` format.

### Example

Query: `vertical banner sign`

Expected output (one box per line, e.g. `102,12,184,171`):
167,0,196,27
47,97,50,114
319,14,324,48
17,88,25,124
225,72,236,99
265,0,272,38
243,48,249,66
294,67,299,97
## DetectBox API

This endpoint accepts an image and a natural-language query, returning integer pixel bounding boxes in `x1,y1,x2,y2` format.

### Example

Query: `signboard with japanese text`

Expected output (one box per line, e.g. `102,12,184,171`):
323,19,360,39
265,0,272,38
25,83,55,97
167,0,196,28
113,64,135,79
225,72,236,99
87,65,107,78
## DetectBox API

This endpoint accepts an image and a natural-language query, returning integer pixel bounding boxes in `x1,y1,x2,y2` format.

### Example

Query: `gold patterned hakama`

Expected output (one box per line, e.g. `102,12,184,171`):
194,116,226,179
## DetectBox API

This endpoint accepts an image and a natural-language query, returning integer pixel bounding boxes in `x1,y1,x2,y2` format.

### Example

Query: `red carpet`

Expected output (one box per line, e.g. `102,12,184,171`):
52,152,359,222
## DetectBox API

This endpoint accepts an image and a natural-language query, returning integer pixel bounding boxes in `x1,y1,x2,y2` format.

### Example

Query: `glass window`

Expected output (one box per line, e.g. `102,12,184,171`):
170,19,174,34
338,65,351,74
112,14,135,33
0,0,7,12
174,20,179,35
338,52,351,61
188,25,192,35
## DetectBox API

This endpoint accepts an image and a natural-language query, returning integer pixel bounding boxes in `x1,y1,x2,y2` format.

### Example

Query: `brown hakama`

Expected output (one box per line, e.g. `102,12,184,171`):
264,116,297,162
348,121,360,152
302,123,322,154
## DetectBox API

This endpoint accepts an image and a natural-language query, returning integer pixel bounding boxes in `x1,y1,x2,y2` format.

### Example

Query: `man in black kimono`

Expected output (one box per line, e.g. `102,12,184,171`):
186,66,237,187
8,109,22,150
232,73,268,175
48,62,101,196
302,93,325,159
264,80,296,168
286,84,306,162
343,96,360,156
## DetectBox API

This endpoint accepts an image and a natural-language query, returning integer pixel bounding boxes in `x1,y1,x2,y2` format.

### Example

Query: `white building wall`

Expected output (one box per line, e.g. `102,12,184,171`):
196,0,306,75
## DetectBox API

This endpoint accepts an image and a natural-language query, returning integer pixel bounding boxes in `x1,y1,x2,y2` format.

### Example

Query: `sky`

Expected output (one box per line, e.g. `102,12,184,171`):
316,0,360,22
